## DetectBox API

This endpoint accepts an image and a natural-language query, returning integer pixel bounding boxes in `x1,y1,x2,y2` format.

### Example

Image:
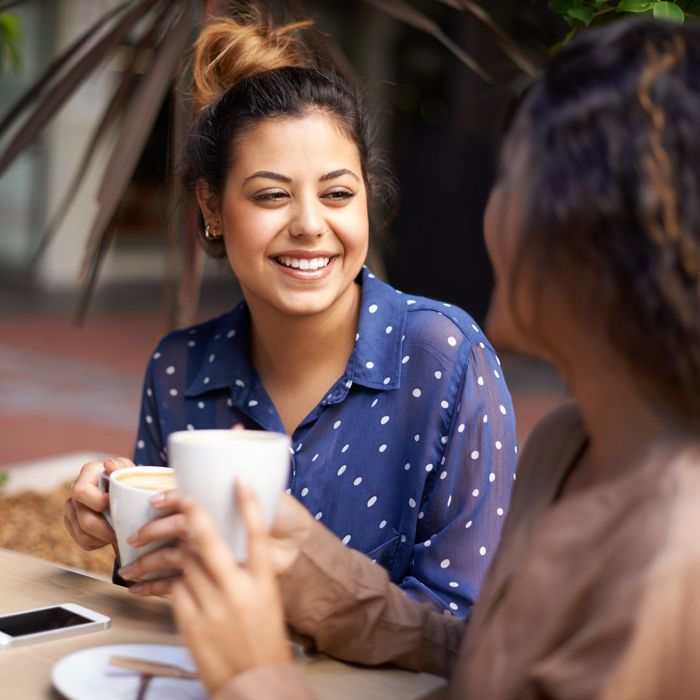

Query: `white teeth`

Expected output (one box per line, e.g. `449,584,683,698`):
276,256,331,271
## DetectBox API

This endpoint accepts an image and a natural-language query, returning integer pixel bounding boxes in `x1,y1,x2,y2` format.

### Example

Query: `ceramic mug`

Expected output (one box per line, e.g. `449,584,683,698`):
167,430,291,561
99,466,176,577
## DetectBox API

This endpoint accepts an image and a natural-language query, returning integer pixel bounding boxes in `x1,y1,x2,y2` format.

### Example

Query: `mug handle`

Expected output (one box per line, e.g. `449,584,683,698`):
98,471,114,528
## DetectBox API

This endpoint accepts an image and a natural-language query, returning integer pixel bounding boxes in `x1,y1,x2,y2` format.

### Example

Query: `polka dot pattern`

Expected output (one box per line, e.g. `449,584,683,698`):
134,266,517,619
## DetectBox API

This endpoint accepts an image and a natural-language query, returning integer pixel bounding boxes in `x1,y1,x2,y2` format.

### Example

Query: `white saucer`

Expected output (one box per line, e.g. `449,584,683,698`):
52,643,207,700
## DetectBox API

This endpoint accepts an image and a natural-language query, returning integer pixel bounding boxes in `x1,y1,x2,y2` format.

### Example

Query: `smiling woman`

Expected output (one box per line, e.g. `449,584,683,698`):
63,9,517,618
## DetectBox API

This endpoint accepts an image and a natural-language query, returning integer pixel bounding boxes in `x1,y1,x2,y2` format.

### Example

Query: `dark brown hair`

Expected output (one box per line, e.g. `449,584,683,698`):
507,19,700,418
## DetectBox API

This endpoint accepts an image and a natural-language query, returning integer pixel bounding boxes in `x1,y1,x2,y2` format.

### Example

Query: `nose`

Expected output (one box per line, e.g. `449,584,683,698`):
288,194,326,238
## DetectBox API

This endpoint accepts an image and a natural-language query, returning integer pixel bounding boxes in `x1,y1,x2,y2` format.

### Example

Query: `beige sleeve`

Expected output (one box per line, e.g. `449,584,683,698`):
213,663,316,700
279,520,464,678
601,504,700,700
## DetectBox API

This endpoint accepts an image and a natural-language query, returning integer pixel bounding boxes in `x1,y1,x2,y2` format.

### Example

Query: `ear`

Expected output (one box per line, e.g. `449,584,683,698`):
195,180,220,225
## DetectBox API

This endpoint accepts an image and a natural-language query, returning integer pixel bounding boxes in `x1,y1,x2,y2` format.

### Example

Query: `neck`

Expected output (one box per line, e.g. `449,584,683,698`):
247,283,361,386
558,346,697,491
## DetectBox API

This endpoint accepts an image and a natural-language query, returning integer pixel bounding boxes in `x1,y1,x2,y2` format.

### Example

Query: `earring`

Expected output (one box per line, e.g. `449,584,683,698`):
204,223,221,241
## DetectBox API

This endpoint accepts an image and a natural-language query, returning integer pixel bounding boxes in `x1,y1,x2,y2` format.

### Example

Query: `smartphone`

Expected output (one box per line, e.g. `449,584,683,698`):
0,603,111,650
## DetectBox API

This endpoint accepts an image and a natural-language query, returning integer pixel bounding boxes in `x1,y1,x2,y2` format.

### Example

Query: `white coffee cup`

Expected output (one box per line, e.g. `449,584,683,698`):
99,466,176,575
167,429,291,561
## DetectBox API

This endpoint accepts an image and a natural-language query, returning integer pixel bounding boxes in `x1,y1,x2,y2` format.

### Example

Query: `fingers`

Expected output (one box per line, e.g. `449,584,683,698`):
118,543,185,583
63,500,112,549
104,456,135,474
64,495,116,549
180,498,235,589
179,551,220,611
171,577,200,625
129,573,181,598
128,512,188,547
171,579,231,693
236,480,273,578
149,488,182,511
70,461,110,513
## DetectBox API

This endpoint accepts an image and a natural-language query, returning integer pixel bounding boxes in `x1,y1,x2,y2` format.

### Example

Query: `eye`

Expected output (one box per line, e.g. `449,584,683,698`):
321,188,355,203
252,189,290,203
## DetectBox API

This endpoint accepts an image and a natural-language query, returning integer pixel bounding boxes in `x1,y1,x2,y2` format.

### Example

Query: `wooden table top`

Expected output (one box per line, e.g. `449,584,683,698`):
0,548,447,699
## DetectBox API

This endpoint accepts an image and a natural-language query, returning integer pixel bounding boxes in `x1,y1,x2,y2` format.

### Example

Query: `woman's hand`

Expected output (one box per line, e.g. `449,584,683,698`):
123,490,315,596
64,456,133,550
171,481,292,694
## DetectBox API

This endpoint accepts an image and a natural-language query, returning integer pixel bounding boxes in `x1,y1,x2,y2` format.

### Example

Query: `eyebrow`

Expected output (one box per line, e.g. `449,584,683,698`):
243,168,360,185
319,168,360,183
243,171,291,185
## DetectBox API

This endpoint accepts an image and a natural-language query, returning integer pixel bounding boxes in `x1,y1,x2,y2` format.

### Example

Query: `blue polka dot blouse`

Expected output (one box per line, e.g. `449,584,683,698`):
134,267,517,617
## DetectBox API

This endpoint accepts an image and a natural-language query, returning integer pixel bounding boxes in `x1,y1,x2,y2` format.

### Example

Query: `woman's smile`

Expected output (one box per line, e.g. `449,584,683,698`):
271,252,339,281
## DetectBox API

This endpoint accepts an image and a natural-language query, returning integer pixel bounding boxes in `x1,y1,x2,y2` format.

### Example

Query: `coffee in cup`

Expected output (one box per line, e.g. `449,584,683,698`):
100,466,176,576
112,470,176,492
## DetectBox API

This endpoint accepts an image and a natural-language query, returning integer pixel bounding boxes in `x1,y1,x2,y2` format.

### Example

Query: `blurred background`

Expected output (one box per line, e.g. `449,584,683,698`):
0,0,580,571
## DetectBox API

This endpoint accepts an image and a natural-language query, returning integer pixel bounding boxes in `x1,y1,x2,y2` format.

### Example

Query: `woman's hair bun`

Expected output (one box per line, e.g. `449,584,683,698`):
191,12,313,111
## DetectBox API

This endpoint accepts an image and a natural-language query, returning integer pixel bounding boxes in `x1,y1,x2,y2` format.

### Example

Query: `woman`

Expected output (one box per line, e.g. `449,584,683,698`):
63,12,516,616
169,17,700,700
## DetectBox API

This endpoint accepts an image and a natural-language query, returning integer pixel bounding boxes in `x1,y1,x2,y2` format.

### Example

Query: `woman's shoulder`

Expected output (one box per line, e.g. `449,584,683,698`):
150,307,243,359
400,292,494,356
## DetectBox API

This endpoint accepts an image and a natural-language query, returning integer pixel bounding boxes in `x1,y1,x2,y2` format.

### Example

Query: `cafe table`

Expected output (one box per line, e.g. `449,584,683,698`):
0,548,448,699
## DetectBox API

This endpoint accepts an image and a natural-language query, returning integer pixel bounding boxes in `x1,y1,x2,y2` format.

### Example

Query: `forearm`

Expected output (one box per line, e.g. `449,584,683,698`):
280,521,464,678
214,662,317,700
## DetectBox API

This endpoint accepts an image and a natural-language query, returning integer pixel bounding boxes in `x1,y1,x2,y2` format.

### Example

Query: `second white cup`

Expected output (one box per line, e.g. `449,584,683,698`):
167,429,291,561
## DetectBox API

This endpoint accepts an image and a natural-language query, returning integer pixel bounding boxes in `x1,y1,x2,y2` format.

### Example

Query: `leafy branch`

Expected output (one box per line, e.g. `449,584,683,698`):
545,0,700,40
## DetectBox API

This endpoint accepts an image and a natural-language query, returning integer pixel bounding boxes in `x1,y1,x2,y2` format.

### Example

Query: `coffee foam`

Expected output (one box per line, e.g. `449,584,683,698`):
114,471,175,492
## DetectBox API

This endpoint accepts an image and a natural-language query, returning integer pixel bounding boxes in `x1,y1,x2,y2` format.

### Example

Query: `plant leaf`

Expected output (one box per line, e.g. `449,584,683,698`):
28,0,175,269
0,0,161,179
78,3,196,283
548,0,594,24
0,1,132,141
687,0,700,14
652,1,685,20
617,0,654,12
360,0,494,84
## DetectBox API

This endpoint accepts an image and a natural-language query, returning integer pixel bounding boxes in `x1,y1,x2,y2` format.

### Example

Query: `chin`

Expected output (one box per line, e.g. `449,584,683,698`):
484,299,521,354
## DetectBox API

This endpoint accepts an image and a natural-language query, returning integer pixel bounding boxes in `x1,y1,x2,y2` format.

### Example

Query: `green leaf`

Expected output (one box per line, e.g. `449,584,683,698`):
0,473,8,489
548,0,577,14
617,0,654,11
0,12,21,75
0,12,20,42
548,0,594,24
652,1,685,19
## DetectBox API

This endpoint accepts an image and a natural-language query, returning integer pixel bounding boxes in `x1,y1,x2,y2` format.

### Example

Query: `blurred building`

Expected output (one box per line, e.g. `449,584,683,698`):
0,0,560,322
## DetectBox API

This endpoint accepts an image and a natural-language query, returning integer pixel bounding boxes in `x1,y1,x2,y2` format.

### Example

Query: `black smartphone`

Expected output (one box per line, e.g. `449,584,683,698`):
0,603,111,649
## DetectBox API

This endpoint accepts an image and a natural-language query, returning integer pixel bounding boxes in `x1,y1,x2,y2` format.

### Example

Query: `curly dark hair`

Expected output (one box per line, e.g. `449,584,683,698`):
507,18,700,419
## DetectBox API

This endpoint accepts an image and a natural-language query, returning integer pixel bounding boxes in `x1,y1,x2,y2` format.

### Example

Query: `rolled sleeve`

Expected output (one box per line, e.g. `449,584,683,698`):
280,519,464,678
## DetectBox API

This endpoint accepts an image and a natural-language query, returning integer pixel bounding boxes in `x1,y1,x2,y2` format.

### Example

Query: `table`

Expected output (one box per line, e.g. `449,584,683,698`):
0,549,447,699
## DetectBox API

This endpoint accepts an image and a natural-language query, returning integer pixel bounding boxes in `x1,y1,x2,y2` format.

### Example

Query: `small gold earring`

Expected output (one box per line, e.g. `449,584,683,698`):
204,223,220,241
